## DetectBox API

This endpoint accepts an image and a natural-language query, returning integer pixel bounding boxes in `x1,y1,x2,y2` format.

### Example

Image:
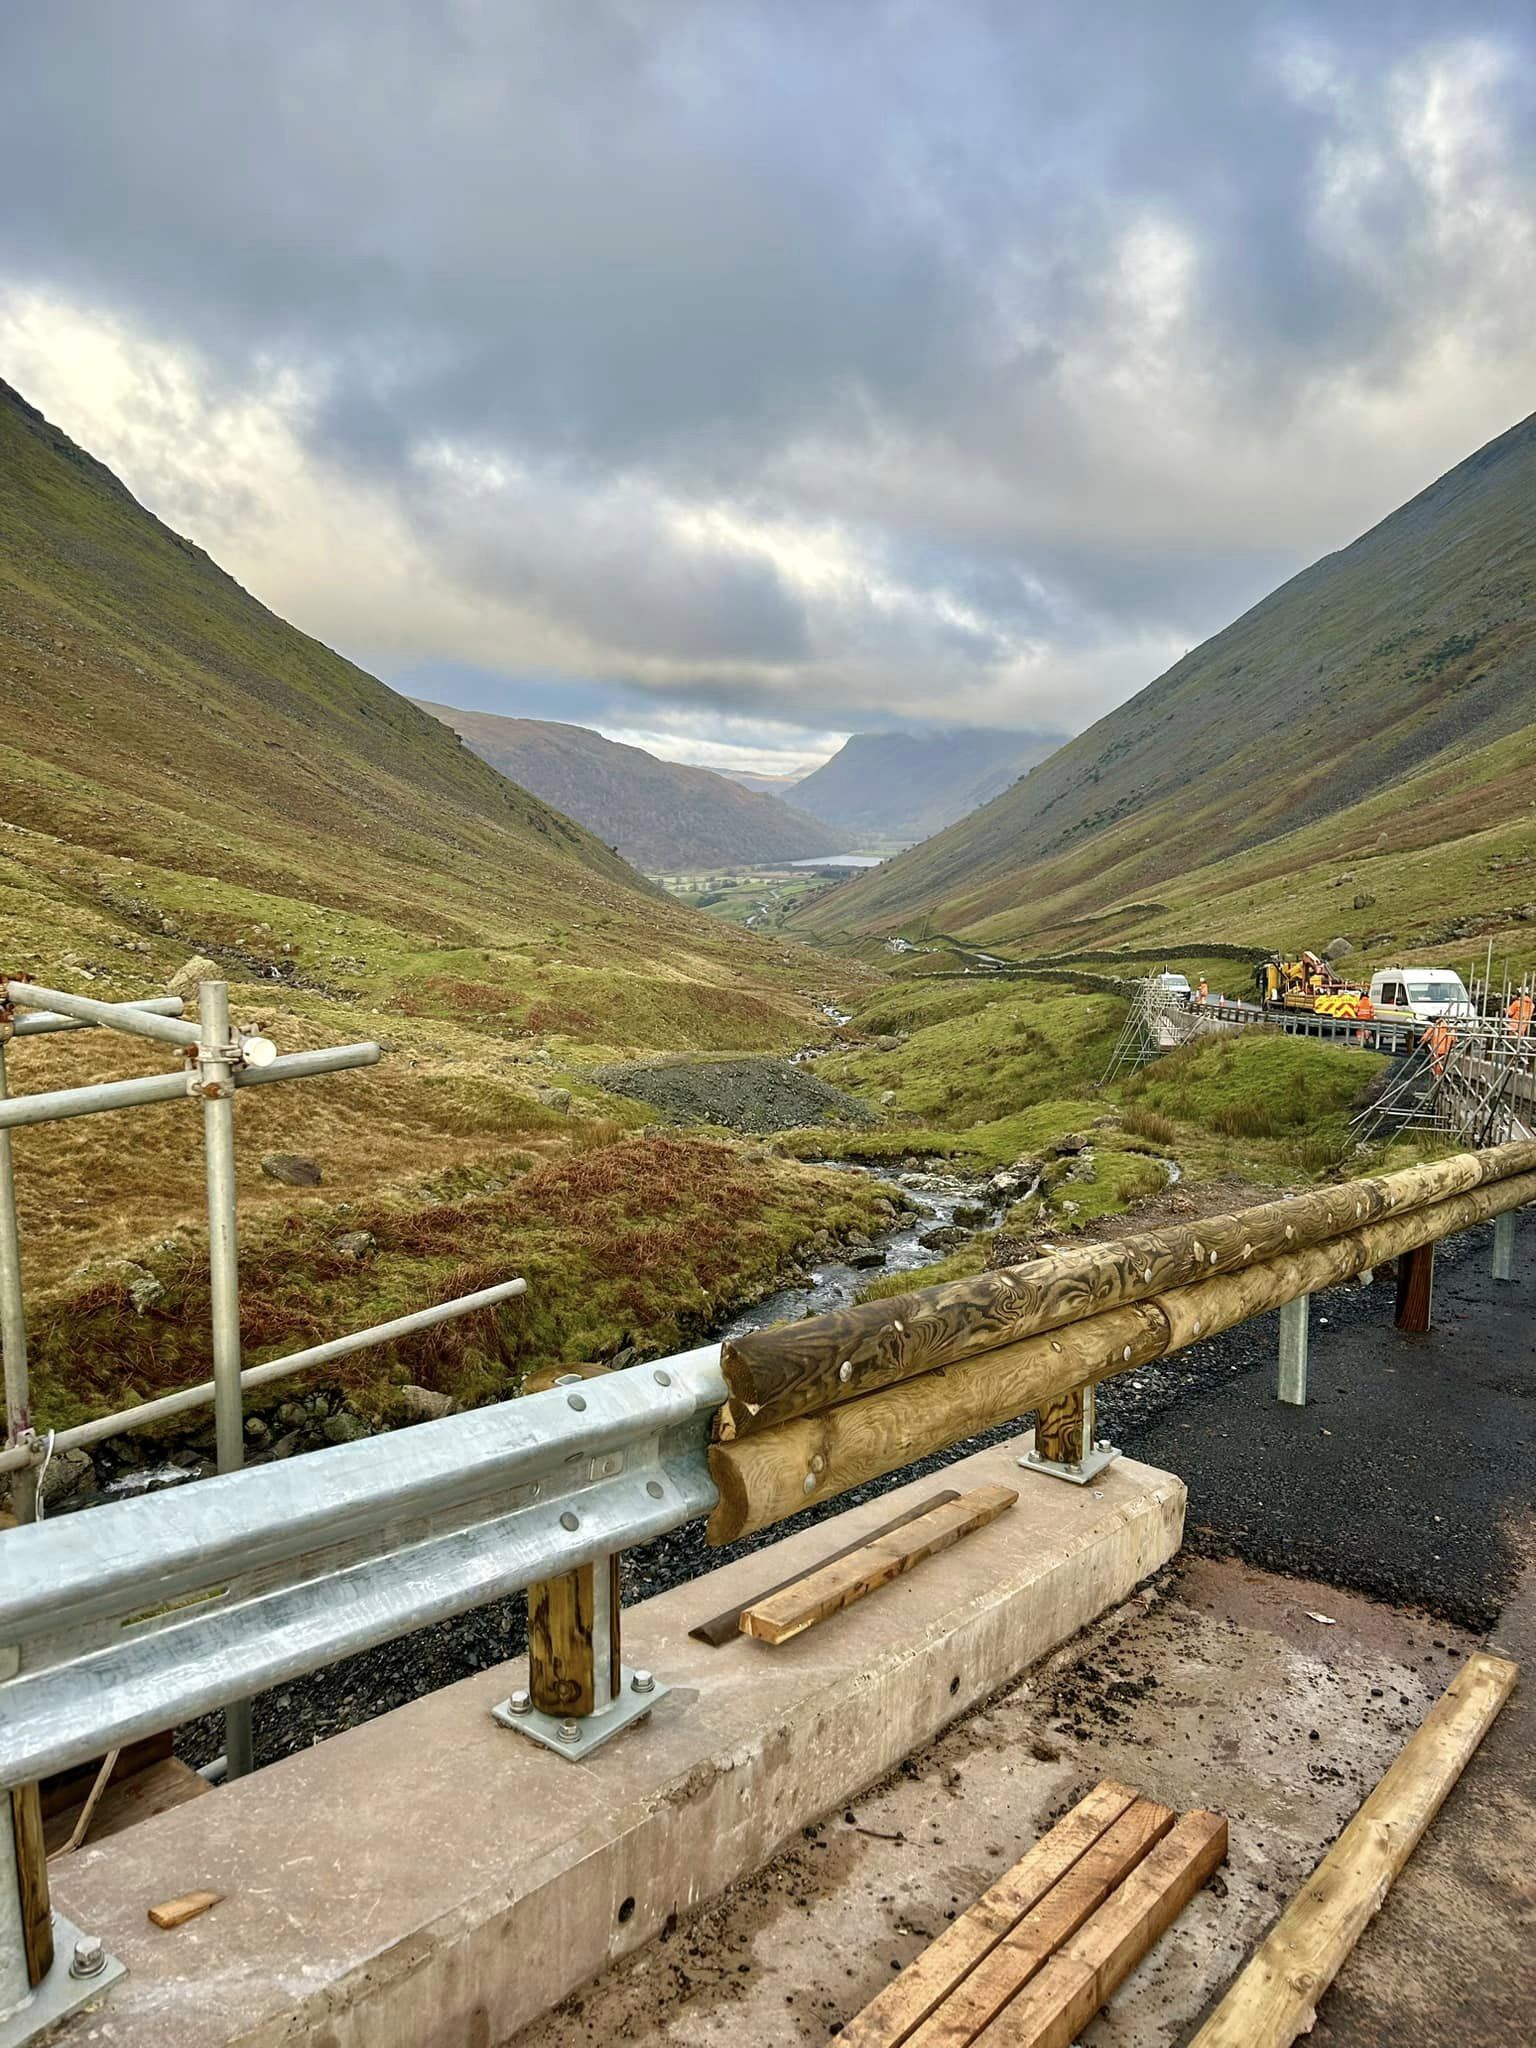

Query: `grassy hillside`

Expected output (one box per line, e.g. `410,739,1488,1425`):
0,379,885,1425
799,414,1536,978
786,727,1063,845
411,700,840,870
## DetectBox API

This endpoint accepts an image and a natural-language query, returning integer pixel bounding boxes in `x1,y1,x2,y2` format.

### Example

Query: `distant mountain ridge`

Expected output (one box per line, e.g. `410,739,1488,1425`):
784,727,1064,843
411,702,841,870
796,413,1536,966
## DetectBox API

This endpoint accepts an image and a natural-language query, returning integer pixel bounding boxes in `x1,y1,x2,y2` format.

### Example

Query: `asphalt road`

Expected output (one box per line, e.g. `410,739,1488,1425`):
1110,1209,1536,1630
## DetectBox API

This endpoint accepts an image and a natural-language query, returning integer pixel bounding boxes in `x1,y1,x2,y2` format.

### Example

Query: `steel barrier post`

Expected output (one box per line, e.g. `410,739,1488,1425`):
197,981,253,1780
1492,1210,1516,1282
1278,1294,1308,1405
0,1046,38,1526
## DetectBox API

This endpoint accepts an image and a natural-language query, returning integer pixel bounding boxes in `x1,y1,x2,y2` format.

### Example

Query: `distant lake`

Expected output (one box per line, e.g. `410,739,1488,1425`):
787,853,884,869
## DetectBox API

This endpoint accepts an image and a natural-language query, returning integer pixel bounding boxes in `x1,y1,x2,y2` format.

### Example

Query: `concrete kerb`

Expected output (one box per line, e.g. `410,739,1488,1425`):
48,1436,1185,2048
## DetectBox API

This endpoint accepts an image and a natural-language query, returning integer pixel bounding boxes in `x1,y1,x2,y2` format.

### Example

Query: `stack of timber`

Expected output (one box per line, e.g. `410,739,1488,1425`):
709,1140,1536,1542
840,1779,1227,2046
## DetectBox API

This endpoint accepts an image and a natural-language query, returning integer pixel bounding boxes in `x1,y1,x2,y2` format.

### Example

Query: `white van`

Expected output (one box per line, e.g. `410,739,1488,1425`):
1367,966,1475,1025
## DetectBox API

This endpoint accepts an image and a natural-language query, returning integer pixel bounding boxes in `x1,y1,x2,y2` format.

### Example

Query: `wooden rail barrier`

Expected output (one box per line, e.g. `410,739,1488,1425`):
707,1156,1536,1545
718,1140,1536,1440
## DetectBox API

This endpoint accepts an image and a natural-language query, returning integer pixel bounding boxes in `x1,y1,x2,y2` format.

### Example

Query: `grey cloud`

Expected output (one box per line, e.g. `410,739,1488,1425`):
2,0,1534,744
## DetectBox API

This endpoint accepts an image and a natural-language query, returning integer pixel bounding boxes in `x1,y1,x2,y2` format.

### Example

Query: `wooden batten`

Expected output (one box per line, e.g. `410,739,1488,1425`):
719,1141,1536,1437
1190,1653,1516,2048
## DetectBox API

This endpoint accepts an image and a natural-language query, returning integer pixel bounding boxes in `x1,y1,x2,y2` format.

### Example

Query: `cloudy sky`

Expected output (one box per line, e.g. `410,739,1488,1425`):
3,2,1534,774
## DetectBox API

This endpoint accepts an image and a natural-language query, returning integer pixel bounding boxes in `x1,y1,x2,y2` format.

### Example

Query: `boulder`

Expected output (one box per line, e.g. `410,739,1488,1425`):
1325,936,1355,959
332,1230,377,1262
168,954,220,995
398,1384,455,1422
260,1151,323,1187
68,1253,164,1313
1351,893,1376,911
321,1410,371,1445
535,1086,572,1113
38,1447,96,1509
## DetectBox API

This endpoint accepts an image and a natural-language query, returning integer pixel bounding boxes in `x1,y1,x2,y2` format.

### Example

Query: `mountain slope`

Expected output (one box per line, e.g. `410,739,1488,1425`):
0,379,891,1433
411,702,840,870
0,376,840,1064
799,414,1536,965
785,728,1063,844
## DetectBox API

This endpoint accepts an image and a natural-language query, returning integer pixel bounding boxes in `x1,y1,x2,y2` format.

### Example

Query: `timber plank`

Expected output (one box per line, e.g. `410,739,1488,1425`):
837,1781,1141,2048
970,1809,1228,2048
1189,1651,1517,2048
739,1485,1018,1645
905,1798,1176,2048
690,1489,962,1645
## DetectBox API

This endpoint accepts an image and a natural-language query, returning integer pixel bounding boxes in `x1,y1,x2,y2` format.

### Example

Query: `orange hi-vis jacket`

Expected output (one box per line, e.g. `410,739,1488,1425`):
1509,993,1534,1036
1423,1018,1456,1073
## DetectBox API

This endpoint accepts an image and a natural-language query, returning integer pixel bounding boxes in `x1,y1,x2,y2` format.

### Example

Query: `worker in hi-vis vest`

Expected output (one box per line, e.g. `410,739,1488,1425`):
1196,976,1209,1005
1509,990,1534,1036
1423,1016,1455,1075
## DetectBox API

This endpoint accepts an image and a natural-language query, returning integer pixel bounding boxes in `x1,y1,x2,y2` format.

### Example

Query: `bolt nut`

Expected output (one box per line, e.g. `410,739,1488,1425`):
557,1719,581,1744
631,1669,656,1694
509,1688,532,1715
70,1934,108,1979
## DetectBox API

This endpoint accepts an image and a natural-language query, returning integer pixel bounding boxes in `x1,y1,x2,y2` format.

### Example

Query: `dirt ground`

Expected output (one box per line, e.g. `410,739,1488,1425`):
507,1552,1529,2047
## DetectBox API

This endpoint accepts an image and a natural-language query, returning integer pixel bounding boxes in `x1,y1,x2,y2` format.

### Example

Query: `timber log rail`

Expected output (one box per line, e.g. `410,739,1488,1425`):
1,1138,1533,2040
708,1137,1536,1534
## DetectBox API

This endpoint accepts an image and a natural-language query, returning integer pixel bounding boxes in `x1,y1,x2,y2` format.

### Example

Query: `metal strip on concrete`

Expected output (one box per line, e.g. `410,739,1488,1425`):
48,1436,1184,2048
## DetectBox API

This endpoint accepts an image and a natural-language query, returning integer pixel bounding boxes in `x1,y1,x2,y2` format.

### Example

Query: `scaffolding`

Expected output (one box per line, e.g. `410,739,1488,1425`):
1102,977,1192,1081
1353,1018,1536,1148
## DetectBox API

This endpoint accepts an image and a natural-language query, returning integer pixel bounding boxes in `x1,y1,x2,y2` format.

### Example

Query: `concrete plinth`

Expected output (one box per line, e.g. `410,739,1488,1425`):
48,1437,1184,2048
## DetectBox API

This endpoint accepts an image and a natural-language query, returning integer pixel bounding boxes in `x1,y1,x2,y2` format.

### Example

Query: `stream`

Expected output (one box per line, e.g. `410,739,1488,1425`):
722,1165,991,1339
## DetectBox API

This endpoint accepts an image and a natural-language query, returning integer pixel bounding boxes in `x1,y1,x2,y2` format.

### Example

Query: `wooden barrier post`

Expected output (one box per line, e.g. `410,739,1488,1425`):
1035,1385,1089,1465
492,1371,670,1758
1023,1380,1119,1485
8,1781,53,1989
1492,1210,1516,1282
1278,1294,1308,1405
1395,1243,1435,1333
528,1554,622,1720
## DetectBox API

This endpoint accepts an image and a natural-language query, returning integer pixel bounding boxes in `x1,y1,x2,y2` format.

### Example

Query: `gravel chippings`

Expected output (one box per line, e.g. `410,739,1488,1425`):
586,1055,876,1133
179,1213,1534,1771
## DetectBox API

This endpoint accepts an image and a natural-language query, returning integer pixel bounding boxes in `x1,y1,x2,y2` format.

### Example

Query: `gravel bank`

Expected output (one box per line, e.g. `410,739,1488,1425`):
587,1055,876,1133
